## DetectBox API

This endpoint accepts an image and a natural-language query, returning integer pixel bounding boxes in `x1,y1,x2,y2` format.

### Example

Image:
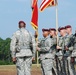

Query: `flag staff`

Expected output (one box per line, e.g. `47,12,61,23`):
55,5,59,45
34,30,39,67
37,31,39,67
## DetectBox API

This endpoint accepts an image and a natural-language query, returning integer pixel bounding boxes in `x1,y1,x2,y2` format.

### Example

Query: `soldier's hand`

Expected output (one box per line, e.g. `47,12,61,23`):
36,47,40,51
65,46,69,50
56,46,61,49
32,57,35,61
36,43,38,47
71,57,75,63
12,57,16,64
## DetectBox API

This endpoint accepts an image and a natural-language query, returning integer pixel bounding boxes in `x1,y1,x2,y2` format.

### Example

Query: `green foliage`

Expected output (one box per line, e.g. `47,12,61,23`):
0,37,12,65
0,60,13,65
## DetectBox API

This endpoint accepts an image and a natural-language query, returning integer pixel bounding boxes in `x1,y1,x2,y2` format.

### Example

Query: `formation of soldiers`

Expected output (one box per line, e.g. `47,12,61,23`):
10,21,76,75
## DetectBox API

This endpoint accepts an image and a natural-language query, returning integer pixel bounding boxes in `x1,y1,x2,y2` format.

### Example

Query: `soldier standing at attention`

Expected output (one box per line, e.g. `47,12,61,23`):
71,31,76,75
10,21,36,75
49,28,58,75
65,25,74,75
56,27,67,75
37,28,54,75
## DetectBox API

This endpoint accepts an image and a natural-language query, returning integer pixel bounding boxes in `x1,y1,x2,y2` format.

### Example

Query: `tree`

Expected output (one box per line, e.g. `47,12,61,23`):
0,37,12,65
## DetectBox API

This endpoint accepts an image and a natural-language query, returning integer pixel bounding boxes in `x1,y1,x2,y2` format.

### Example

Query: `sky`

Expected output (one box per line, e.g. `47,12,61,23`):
0,0,76,39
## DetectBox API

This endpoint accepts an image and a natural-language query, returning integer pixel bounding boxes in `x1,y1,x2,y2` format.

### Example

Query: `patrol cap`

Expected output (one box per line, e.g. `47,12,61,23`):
42,28,49,32
19,21,26,25
65,25,71,29
58,27,65,32
49,28,56,31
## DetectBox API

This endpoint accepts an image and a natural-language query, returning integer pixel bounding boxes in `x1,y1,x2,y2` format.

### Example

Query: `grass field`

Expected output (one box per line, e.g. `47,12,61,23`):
0,64,42,75
0,64,76,75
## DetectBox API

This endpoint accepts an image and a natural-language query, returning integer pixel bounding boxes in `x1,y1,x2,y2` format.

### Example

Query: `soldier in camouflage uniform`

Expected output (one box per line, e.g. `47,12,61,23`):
64,25,74,75
37,28,54,75
56,27,67,75
71,31,76,75
10,21,36,75
49,28,58,75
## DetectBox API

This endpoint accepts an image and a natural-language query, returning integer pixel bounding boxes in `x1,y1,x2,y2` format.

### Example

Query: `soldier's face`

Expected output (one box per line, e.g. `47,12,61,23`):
60,29,66,36
60,30,65,36
66,28,72,33
43,31,49,37
19,23,26,28
49,31,55,36
49,31,52,36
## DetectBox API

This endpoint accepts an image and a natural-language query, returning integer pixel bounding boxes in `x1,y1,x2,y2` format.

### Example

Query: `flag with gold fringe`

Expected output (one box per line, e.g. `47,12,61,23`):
31,0,38,30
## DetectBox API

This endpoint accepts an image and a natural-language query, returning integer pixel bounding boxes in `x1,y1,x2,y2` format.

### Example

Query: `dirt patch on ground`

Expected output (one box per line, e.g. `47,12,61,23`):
0,65,42,75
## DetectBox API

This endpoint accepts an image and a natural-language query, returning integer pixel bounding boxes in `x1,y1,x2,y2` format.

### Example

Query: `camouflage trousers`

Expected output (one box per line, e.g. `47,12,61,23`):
52,58,58,75
62,56,74,75
71,57,76,75
57,56,64,75
41,58,53,75
16,56,32,75
57,56,74,75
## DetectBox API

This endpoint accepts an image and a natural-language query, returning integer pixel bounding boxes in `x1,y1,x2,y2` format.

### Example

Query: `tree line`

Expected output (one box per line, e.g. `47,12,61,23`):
0,38,13,65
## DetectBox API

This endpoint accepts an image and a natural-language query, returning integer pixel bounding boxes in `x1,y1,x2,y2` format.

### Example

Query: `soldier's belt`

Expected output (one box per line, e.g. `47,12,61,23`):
40,51,49,54
20,46,31,49
45,58,50,59
45,58,54,60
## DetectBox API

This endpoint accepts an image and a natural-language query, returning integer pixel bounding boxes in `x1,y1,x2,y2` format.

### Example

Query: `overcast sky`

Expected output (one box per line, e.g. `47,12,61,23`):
0,0,76,39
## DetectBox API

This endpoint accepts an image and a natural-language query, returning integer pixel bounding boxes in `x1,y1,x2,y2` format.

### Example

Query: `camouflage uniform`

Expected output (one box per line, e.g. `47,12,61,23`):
56,36,64,75
38,37,54,75
71,35,76,75
10,28,36,75
50,36,58,75
71,36,76,57
57,34,74,75
64,34,74,75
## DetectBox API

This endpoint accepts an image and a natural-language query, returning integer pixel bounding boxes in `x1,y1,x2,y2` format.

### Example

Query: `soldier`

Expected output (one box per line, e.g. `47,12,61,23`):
56,27,67,75
65,25,74,75
10,21,36,75
49,28,58,75
71,31,76,75
37,28,54,75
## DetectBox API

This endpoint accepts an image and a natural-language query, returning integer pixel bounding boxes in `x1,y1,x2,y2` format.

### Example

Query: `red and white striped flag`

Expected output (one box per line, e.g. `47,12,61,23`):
40,0,57,11
39,0,53,11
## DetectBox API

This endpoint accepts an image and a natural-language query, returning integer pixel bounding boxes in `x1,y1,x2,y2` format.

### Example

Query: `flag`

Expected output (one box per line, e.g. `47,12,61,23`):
39,0,57,11
31,0,38,30
39,0,53,11
48,0,58,7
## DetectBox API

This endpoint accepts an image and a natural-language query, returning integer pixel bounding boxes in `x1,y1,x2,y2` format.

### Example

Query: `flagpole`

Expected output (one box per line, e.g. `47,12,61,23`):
37,42,39,67
35,30,39,67
56,5,59,45
37,31,39,67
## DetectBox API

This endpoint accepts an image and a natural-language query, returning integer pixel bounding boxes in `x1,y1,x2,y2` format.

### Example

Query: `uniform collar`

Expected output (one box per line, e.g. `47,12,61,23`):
19,28,25,31
20,28,25,30
67,34,73,37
